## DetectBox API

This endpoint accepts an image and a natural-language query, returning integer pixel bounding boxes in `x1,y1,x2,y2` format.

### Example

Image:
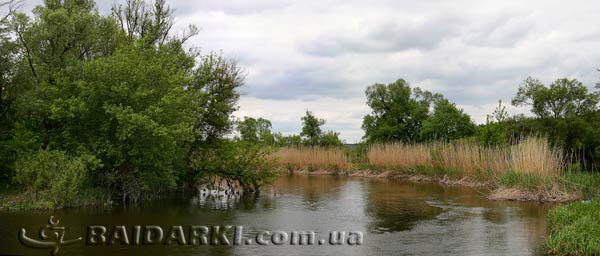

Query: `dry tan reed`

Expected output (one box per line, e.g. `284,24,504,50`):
367,143,433,169
509,137,564,176
272,146,351,170
367,137,562,178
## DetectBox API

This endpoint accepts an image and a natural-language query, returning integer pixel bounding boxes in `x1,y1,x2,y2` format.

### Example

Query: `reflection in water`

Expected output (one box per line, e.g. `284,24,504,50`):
363,178,551,255
275,175,346,211
0,175,551,255
364,180,444,233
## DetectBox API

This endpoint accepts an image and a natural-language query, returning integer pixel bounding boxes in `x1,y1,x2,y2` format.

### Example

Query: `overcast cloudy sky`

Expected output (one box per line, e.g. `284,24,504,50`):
21,0,600,143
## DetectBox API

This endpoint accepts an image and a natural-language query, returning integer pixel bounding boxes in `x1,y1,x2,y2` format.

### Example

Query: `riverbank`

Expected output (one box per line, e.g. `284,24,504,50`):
0,187,111,211
284,167,591,202
546,200,600,255
272,138,600,203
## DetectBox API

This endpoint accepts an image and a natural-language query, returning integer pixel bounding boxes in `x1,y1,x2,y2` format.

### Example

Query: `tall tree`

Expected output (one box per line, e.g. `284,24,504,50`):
237,116,274,144
300,110,325,145
361,79,436,143
487,100,509,124
319,131,344,147
420,99,476,141
512,77,599,119
0,0,23,181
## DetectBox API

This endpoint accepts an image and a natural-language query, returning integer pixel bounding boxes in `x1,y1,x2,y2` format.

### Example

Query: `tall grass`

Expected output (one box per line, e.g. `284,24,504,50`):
510,137,564,176
272,146,351,171
367,137,563,178
367,143,433,169
272,138,567,190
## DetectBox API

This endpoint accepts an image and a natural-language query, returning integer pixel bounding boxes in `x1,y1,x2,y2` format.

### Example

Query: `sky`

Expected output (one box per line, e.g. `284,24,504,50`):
19,0,600,143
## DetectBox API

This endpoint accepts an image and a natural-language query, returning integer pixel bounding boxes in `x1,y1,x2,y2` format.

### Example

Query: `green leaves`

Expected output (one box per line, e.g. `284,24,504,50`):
362,79,473,143
14,149,99,208
298,111,343,147
237,116,274,144
420,99,476,142
300,111,325,145
0,0,273,205
512,77,599,119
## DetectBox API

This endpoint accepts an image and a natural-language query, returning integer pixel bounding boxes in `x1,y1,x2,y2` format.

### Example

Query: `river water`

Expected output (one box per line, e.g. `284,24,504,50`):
0,175,551,255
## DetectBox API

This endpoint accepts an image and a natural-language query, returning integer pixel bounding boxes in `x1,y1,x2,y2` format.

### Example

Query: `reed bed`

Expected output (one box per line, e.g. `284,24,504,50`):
367,143,433,169
272,146,351,171
509,137,564,176
367,137,563,178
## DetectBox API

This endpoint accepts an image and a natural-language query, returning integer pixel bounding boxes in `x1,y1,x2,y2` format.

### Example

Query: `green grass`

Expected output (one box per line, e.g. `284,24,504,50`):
546,200,600,255
0,188,111,211
559,171,600,198
498,171,553,191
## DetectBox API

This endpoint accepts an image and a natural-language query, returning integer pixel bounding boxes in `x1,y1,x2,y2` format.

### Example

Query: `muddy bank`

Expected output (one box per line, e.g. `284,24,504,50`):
488,187,579,203
284,168,580,203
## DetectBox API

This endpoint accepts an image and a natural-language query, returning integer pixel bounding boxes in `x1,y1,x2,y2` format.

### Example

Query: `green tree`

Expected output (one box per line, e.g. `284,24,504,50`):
479,100,509,147
300,110,325,145
189,53,244,143
236,116,274,144
420,99,476,141
273,133,302,147
189,140,277,194
361,79,436,143
512,77,599,119
0,0,23,182
0,0,275,206
487,100,509,123
319,131,344,147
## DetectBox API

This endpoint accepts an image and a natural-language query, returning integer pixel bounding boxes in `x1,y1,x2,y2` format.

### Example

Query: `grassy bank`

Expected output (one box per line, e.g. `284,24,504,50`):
272,138,600,202
0,188,110,211
546,200,600,255
271,139,600,254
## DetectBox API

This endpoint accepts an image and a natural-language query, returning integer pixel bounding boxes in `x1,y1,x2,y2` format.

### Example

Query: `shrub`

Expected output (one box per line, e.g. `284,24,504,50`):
14,150,99,208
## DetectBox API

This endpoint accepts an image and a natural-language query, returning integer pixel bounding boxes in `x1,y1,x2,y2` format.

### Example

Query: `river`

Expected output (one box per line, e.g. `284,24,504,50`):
0,175,551,255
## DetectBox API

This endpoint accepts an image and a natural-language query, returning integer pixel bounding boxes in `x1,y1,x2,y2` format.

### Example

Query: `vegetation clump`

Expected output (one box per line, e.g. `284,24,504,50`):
546,200,600,255
0,0,277,210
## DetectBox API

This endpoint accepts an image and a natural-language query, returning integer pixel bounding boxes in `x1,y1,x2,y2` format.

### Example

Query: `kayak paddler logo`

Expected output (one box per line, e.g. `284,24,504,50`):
18,216,82,255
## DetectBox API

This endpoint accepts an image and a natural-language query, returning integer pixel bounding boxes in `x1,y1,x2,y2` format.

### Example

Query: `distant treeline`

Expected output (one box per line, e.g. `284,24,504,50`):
236,111,344,147
246,77,600,170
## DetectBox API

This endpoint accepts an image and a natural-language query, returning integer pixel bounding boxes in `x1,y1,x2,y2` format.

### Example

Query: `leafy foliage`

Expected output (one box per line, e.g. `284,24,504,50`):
14,149,99,208
299,111,343,147
362,79,473,143
274,133,302,147
189,139,277,193
420,99,476,141
300,110,325,145
512,77,599,119
319,131,344,147
237,116,274,144
0,0,276,207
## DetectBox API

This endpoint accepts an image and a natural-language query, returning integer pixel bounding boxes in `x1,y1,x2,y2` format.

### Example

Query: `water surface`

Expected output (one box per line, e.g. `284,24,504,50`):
0,175,551,255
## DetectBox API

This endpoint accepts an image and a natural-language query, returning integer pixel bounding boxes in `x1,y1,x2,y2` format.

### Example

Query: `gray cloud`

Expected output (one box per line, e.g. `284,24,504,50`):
240,66,360,100
299,15,463,57
169,0,294,16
